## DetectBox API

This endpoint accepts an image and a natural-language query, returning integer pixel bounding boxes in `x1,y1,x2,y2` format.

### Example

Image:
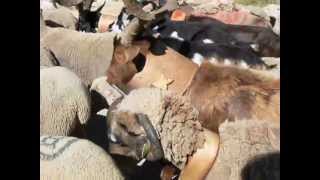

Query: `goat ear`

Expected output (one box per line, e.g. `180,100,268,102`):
114,46,127,64
123,46,141,63
123,40,151,62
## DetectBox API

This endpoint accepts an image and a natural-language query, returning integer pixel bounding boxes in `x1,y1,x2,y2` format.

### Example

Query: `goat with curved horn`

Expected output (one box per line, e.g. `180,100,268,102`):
117,0,178,46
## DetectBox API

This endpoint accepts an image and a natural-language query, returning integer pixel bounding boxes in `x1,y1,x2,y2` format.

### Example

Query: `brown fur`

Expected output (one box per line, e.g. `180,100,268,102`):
106,40,150,87
112,43,280,133
184,61,280,132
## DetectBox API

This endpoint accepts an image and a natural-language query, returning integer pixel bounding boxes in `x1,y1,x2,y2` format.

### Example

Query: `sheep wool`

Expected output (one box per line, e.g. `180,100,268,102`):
40,135,124,180
40,26,117,86
115,88,205,169
40,45,57,67
205,120,280,180
42,6,78,30
40,66,91,136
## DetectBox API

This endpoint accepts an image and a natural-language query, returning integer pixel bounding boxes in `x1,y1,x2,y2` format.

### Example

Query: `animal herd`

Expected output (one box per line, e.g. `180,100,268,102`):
40,0,280,179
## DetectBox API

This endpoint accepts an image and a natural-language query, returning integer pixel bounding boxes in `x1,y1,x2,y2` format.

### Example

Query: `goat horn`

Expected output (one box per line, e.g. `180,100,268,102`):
135,113,164,161
151,0,178,15
122,0,155,21
118,0,178,46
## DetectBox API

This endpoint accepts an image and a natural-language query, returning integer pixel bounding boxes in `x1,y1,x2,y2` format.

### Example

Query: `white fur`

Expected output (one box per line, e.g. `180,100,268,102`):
240,61,249,69
90,0,106,12
152,25,159,31
40,0,56,10
111,23,122,33
137,158,146,166
122,12,130,27
192,53,204,65
40,66,91,136
250,44,260,52
203,39,215,44
170,31,184,41
109,133,118,143
209,57,217,64
40,136,124,180
224,59,232,66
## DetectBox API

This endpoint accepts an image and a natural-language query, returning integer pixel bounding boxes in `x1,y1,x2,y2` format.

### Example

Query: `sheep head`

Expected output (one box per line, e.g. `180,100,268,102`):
106,110,164,161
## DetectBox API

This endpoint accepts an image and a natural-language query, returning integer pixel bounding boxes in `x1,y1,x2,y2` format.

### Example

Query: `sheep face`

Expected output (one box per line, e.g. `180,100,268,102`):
106,41,150,86
106,110,163,162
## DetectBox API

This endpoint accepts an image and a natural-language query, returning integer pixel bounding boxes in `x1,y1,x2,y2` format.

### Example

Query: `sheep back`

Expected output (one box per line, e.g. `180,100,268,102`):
41,28,117,86
40,135,124,180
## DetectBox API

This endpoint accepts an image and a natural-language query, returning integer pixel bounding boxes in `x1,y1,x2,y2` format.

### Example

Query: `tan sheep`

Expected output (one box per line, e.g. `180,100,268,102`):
40,66,91,137
40,135,124,180
107,88,206,169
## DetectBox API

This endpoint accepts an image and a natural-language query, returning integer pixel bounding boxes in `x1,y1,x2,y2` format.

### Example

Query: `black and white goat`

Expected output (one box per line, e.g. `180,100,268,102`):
108,2,279,69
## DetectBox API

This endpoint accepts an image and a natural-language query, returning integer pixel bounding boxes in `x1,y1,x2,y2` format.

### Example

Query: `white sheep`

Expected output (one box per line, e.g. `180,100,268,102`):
40,0,57,10
40,66,91,137
40,135,124,180
42,6,78,30
40,45,57,66
40,13,118,86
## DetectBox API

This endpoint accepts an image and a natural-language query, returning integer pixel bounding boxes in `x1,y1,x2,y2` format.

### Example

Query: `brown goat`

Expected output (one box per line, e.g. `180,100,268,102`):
184,61,279,132
123,49,279,133
115,36,279,129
